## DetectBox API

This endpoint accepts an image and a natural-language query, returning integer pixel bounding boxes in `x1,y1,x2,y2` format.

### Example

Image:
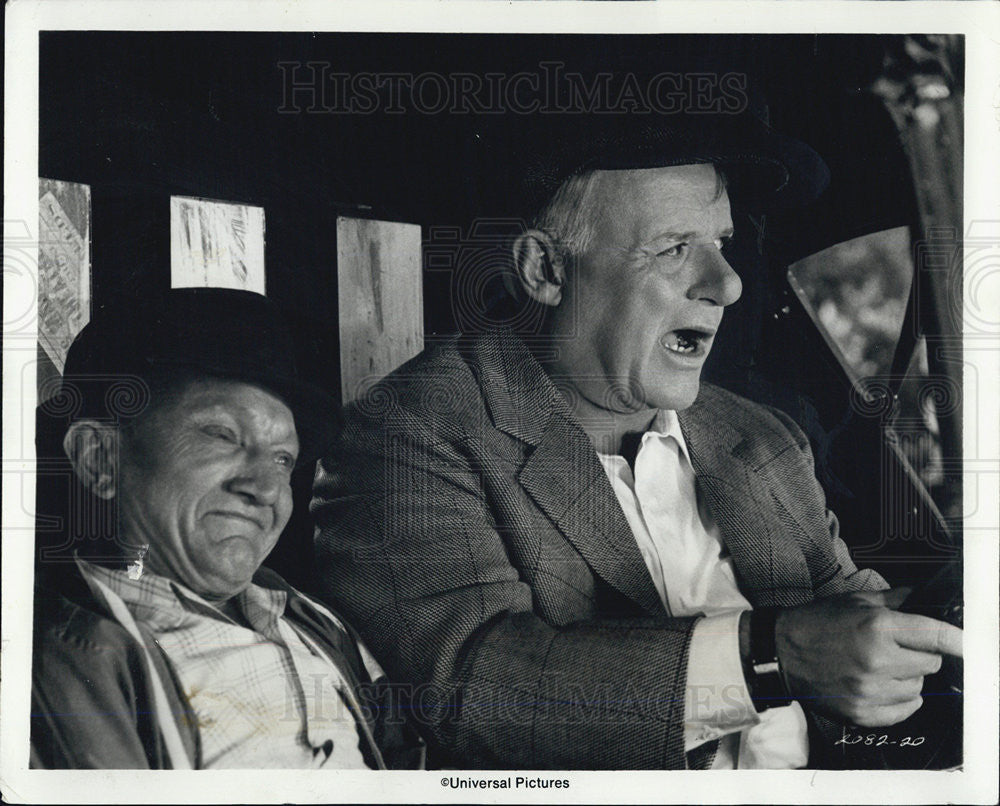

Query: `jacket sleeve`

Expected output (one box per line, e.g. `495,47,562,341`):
31,600,162,769
764,405,888,596
311,407,697,770
758,404,900,769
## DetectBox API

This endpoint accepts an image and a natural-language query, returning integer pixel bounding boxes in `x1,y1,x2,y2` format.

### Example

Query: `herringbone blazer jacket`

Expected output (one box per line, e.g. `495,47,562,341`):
311,328,885,770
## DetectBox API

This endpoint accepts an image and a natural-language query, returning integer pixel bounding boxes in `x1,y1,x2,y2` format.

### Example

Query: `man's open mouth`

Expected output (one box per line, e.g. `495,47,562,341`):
659,328,713,355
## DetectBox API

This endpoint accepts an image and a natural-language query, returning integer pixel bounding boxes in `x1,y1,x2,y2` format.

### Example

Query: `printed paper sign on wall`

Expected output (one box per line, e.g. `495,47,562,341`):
38,178,91,375
170,196,266,294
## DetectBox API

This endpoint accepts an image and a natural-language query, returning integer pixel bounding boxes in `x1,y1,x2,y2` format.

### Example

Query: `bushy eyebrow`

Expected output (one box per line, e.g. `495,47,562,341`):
650,227,734,242
188,402,299,450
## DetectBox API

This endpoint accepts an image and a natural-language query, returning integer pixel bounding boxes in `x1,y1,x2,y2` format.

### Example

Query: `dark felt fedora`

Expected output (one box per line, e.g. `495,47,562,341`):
58,288,340,465
520,113,829,216
486,78,830,221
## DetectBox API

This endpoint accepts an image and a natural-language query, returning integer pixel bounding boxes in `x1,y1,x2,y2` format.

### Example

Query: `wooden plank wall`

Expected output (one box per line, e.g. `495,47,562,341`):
170,196,266,294
336,216,423,403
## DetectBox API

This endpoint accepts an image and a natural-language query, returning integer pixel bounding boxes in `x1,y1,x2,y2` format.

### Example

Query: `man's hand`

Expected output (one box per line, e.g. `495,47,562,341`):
775,588,963,727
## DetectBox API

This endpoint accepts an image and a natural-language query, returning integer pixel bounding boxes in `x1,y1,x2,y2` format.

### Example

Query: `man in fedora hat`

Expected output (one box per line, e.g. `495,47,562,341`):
30,288,423,769
311,103,962,769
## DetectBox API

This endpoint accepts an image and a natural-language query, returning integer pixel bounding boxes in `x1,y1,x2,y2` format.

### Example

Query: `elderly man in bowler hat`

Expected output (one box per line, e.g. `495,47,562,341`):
311,104,963,769
30,288,422,769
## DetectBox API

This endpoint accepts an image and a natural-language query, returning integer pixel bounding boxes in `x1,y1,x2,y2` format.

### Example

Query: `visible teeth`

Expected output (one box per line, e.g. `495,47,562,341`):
662,331,699,353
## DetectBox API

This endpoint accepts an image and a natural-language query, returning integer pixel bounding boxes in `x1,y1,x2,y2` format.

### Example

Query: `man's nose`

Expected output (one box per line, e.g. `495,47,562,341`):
225,454,284,507
687,245,743,307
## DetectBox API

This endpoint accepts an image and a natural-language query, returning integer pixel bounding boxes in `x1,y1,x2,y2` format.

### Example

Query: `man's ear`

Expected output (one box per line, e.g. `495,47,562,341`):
63,420,120,500
511,229,567,307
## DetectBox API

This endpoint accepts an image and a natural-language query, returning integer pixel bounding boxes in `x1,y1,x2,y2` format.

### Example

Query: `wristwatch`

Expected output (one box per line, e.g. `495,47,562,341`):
747,608,794,712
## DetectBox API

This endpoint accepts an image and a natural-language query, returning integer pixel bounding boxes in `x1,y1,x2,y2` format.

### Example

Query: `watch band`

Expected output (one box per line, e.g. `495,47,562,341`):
748,608,794,711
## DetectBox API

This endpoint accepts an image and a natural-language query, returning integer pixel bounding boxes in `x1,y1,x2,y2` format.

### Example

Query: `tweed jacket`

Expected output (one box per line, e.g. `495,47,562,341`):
311,328,886,770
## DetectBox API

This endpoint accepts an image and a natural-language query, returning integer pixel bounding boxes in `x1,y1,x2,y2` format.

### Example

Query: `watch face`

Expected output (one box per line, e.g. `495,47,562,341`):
751,668,793,713
753,661,781,676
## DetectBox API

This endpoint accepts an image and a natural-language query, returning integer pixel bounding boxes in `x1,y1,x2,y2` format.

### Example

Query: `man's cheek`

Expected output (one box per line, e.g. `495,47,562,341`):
275,497,295,535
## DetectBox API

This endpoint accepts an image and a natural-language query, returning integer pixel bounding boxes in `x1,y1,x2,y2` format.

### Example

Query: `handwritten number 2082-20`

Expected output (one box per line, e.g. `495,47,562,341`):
835,734,926,747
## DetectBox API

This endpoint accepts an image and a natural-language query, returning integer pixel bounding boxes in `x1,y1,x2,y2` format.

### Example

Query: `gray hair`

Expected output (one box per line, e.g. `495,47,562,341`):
501,171,603,302
506,164,729,300
531,170,604,260
533,164,730,261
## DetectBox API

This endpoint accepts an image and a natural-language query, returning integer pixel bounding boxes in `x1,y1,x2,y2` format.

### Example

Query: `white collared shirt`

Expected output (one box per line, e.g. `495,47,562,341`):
597,409,809,769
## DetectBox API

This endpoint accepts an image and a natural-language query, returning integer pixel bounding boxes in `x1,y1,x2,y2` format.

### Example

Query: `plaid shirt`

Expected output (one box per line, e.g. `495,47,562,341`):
76,557,370,769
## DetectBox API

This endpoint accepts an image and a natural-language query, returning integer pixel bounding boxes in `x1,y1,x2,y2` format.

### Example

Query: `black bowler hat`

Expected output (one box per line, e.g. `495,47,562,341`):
59,288,340,466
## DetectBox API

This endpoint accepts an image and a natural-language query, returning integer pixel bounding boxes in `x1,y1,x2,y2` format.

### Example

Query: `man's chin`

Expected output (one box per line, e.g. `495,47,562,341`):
649,377,701,412
202,545,265,597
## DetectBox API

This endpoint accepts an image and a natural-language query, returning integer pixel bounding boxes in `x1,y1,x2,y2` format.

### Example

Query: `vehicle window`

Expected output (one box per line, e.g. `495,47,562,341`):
787,227,953,519
787,226,912,383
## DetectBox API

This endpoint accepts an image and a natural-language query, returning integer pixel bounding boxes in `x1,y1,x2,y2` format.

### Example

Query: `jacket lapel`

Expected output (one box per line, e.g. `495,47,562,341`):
466,330,814,613
518,411,666,616
466,330,665,616
679,394,813,607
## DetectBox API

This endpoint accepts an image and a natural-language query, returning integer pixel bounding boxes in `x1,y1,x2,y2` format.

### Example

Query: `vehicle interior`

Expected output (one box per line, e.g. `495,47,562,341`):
34,32,964,769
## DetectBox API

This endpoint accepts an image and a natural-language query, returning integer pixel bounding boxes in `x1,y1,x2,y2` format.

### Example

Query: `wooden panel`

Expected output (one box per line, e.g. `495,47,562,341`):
170,196,266,294
337,216,423,403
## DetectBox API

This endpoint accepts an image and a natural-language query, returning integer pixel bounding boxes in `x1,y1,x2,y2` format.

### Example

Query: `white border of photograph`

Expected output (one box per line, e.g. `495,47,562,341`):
3,2,998,804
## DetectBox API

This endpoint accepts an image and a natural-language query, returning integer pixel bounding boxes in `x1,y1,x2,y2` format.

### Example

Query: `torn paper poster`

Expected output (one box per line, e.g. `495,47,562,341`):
38,178,92,374
170,196,266,295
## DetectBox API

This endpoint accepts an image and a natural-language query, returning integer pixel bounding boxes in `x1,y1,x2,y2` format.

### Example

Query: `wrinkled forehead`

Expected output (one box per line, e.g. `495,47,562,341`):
590,163,731,237
133,374,298,442
596,163,727,206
